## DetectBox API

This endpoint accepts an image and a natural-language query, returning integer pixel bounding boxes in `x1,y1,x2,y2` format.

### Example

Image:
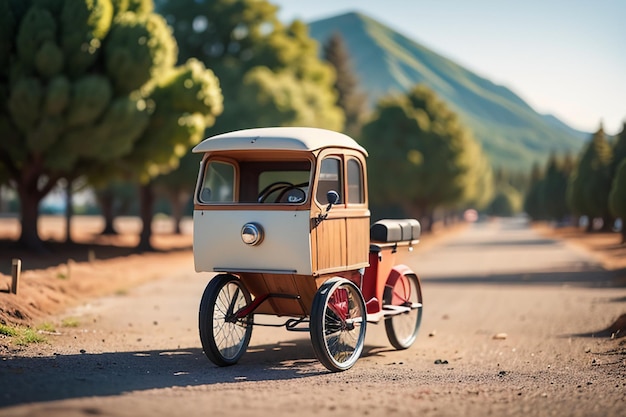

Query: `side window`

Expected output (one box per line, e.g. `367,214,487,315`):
316,157,343,204
199,160,235,203
347,158,364,204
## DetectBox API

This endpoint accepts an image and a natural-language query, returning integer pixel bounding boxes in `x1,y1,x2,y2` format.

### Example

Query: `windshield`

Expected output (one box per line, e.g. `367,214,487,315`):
198,158,311,205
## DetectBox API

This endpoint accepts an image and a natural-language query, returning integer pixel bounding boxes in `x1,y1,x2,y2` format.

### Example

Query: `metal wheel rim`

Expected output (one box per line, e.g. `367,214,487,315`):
322,283,366,368
213,282,249,360
388,275,422,346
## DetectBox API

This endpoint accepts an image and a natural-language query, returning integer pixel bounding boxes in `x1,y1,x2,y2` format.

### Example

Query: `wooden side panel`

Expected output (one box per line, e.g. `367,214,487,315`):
346,216,370,267
240,273,318,316
314,217,347,272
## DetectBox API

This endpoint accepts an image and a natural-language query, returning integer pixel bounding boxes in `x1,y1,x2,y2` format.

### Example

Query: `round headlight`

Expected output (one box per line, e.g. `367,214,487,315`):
241,222,264,246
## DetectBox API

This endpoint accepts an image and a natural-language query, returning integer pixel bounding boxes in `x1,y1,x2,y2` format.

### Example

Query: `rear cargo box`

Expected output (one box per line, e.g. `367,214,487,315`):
370,219,421,243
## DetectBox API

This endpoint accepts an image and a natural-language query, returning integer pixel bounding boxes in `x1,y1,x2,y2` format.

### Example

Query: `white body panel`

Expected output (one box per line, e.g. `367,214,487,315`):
193,209,312,275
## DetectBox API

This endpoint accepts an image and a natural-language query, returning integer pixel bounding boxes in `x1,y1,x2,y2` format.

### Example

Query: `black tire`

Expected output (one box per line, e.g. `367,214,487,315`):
199,274,253,366
310,278,367,372
384,273,423,350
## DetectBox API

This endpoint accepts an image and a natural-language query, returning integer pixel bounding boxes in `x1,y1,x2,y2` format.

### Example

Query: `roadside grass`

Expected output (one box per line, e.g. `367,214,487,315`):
37,322,56,332
0,323,47,345
61,317,80,328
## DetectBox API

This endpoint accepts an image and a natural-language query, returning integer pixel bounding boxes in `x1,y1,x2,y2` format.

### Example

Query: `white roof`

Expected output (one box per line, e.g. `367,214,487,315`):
193,127,368,156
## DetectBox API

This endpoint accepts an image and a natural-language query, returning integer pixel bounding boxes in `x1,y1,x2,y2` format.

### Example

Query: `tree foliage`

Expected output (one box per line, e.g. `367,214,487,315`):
0,0,223,250
611,122,626,177
524,153,575,222
360,84,493,227
523,162,544,218
152,0,343,230
487,184,522,217
567,126,613,228
156,0,343,133
609,159,626,243
322,32,367,136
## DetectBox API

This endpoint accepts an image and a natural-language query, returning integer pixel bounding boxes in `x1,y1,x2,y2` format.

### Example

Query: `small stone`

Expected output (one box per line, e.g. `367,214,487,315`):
428,330,437,337
79,349,86,354
434,359,449,365
493,333,508,340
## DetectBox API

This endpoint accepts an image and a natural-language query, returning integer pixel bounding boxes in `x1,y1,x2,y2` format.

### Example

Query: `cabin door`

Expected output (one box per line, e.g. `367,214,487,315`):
311,152,370,275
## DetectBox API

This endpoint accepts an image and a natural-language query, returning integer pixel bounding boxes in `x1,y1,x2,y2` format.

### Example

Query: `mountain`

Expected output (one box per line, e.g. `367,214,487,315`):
308,12,588,170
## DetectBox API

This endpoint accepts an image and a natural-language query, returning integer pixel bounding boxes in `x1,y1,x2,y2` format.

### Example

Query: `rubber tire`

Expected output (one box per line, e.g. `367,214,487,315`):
199,274,253,366
384,273,423,350
310,278,367,372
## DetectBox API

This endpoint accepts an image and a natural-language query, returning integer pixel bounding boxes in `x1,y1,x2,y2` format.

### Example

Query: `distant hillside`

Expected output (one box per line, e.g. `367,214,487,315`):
309,12,588,170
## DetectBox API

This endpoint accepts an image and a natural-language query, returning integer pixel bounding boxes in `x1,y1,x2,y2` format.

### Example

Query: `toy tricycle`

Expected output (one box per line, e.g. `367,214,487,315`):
192,127,423,372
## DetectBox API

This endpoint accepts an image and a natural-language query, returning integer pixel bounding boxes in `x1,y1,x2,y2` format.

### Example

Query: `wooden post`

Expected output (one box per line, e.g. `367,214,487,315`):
11,258,21,295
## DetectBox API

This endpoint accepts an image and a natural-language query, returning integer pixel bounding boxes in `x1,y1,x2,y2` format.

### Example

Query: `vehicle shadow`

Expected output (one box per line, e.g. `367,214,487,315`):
0,339,332,408
0,337,396,408
566,313,626,339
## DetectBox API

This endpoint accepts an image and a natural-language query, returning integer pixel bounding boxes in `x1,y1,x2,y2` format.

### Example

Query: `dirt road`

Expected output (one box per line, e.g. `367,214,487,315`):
1,218,625,416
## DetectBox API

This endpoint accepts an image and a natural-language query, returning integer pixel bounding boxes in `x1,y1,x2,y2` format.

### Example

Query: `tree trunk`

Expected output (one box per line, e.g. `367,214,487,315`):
17,188,45,252
137,184,155,252
99,193,118,235
65,179,73,243
170,190,190,235
601,216,614,232
422,211,435,233
8,153,58,251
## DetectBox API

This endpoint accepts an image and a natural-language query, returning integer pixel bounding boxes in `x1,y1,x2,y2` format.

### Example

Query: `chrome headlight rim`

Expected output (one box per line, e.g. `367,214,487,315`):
241,222,264,246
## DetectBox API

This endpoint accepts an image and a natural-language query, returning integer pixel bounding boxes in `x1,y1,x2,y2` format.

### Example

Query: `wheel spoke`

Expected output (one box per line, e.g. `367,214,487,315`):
311,279,366,371
384,274,422,350
199,275,253,366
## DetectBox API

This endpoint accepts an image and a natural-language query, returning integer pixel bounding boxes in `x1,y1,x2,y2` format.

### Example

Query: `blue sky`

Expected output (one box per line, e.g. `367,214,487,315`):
273,0,625,136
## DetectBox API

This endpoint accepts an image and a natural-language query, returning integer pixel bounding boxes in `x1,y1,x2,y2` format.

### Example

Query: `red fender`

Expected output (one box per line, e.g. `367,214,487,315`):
384,264,419,306
385,264,417,288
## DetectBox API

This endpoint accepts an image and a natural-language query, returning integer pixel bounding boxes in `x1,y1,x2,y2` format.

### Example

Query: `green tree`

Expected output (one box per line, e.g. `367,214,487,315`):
151,151,200,234
608,160,626,243
93,180,137,234
105,57,222,250
611,122,626,178
360,84,492,229
156,0,343,133
524,162,545,220
536,153,575,222
0,0,222,250
464,153,494,211
323,32,367,136
567,126,613,231
487,184,522,217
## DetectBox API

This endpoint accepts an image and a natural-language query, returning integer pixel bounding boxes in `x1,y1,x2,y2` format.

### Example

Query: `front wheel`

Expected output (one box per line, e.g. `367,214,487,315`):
310,278,367,372
199,274,253,366
384,273,423,350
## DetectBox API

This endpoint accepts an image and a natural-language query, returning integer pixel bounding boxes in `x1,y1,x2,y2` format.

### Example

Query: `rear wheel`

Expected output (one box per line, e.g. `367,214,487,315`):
310,278,367,372
199,274,253,366
384,273,423,349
